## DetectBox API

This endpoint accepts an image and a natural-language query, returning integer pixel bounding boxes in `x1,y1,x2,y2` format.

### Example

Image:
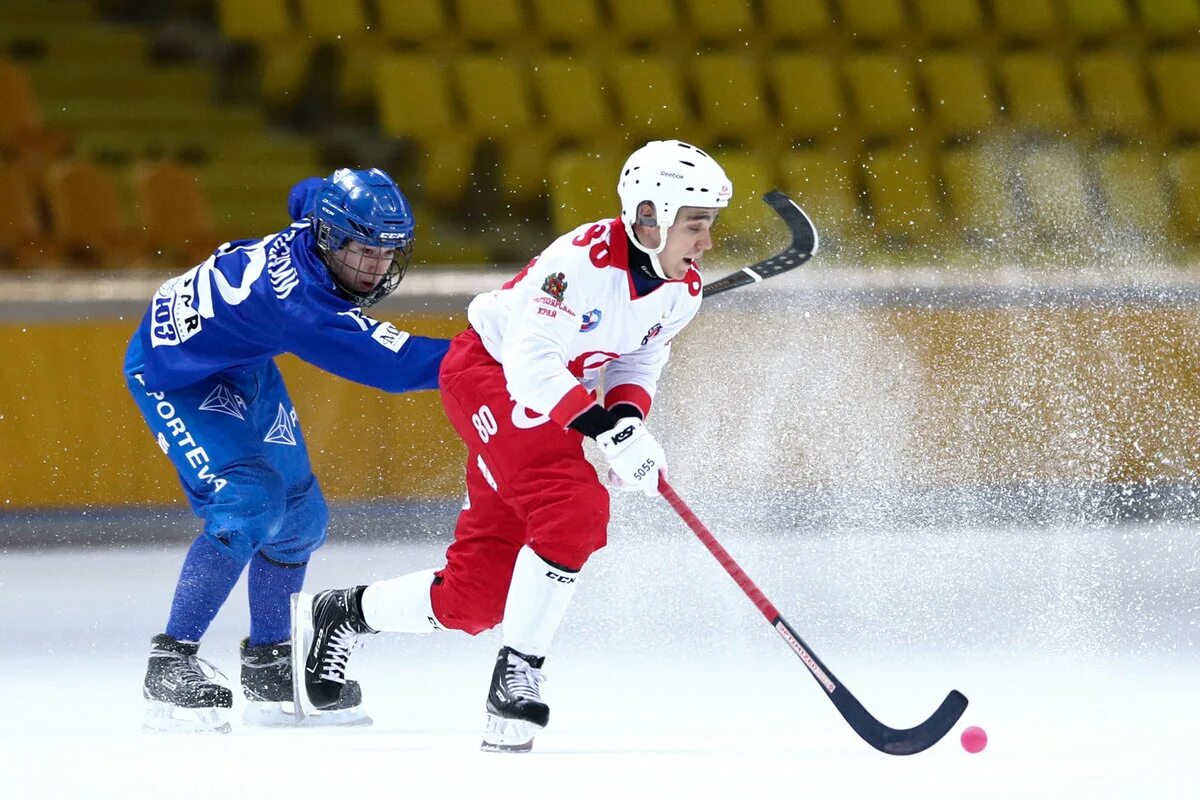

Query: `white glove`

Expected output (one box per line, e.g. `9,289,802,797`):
606,468,639,493
597,417,665,497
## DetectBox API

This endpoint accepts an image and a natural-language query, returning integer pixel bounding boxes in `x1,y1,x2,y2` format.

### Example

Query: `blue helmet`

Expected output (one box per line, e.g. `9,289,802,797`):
312,167,415,307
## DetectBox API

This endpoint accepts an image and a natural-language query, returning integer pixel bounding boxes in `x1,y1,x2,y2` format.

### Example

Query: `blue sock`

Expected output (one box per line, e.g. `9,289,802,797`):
248,552,307,646
165,535,245,642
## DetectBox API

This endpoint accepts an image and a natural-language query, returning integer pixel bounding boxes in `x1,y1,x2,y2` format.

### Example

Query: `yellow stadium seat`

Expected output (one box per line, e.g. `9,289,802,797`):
993,0,1060,41
777,148,861,252
609,0,681,45
496,137,553,203
200,160,321,238
530,0,603,46
691,53,771,145
709,150,776,247
456,55,534,140
1167,147,1200,241
45,159,137,265
547,150,623,234
1019,145,1090,244
375,0,450,45
455,56,544,201
453,0,523,46
992,0,1061,42
414,220,491,265
998,53,1077,134
1061,0,1131,41
215,0,293,41
338,40,386,111
131,160,218,265
1149,52,1200,136
531,58,614,143
411,135,475,206
611,54,694,141
760,0,835,42
1075,52,1153,138
920,52,997,139
377,55,471,206
911,0,985,42
1134,0,1200,42
377,55,456,140
769,53,846,143
680,0,758,43
1095,149,1168,240
860,145,942,248
257,40,316,115
840,0,909,43
939,143,1013,242
845,54,922,140
296,0,368,42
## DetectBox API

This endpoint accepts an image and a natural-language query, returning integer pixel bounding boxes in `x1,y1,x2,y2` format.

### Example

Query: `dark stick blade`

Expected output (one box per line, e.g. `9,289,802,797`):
774,613,968,756
702,190,819,298
763,189,819,257
834,687,969,756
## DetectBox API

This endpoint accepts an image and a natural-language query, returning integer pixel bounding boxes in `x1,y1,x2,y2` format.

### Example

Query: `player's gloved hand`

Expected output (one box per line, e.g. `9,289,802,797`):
597,417,665,497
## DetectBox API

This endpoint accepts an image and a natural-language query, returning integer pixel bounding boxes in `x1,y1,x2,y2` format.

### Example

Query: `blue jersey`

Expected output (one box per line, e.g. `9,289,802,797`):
125,215,449,394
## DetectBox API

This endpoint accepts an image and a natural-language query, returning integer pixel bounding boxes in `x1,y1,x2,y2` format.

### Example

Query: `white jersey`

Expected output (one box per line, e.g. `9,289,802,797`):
467,218,703,427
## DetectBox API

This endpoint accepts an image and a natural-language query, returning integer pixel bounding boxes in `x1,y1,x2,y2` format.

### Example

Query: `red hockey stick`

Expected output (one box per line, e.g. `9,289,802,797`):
658,476,968,755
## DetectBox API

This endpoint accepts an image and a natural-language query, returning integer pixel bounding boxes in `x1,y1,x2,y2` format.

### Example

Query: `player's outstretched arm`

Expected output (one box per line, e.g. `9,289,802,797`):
288,306,450,393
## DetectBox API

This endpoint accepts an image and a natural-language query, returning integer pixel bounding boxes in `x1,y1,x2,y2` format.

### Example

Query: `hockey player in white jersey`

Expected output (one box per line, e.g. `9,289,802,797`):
292,140,733,751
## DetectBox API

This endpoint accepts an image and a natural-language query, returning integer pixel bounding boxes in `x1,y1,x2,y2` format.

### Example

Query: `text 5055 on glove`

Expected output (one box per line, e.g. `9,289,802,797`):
596,417,665,496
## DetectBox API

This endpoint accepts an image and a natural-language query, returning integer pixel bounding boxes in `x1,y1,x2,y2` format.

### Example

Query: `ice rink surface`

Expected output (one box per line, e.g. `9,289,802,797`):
4,508,1197,799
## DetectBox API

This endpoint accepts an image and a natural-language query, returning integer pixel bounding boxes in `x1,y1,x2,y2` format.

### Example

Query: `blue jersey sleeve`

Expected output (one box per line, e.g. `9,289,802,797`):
130,219,448,394
283,295,449,393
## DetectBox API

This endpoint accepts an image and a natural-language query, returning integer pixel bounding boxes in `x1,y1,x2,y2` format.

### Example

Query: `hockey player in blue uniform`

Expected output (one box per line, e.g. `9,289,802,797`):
124,167,449,733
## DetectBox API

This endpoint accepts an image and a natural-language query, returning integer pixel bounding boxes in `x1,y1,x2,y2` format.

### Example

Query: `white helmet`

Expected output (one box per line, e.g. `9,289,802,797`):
617,140,733,279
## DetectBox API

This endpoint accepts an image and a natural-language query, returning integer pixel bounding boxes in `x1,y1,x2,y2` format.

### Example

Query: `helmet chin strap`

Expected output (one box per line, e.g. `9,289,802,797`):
647,250,669,281
625,219,671,281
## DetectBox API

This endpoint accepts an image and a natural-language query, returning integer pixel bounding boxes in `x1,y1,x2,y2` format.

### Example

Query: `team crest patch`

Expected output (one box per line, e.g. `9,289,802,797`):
580,308,602,332
541,272,568,301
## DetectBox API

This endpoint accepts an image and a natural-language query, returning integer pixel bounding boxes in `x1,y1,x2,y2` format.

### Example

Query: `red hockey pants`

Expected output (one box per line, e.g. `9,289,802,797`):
430,328,610,635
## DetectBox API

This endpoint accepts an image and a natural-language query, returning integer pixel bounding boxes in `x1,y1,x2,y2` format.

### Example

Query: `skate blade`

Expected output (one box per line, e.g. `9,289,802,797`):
244,701,373,728
290,591,316,722
142,699,231,734
480,714,542,753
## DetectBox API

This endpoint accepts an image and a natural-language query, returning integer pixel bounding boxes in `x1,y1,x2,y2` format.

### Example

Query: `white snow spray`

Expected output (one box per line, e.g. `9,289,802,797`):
593,137,1200,660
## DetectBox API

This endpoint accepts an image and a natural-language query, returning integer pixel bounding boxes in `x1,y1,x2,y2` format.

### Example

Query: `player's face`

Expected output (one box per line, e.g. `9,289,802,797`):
659,208,718,280
332,240,397,292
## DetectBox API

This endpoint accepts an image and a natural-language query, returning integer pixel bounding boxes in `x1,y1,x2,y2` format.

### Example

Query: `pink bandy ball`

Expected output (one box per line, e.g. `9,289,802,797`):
960,725,988,753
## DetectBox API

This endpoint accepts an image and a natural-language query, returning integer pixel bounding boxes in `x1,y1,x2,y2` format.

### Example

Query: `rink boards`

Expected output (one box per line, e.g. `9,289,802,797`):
3,270,1200,509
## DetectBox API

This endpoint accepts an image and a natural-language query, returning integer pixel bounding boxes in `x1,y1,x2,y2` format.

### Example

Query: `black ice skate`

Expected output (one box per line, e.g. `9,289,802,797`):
240,638,371,727
290,588,376,721
142,633,232,734
481,646,549,753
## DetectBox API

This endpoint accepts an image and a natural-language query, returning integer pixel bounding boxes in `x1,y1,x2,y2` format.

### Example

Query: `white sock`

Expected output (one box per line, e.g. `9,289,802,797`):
360,568,444,633
501,546,581,657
